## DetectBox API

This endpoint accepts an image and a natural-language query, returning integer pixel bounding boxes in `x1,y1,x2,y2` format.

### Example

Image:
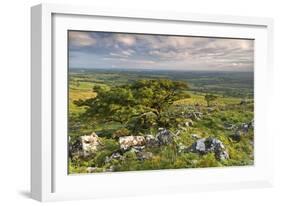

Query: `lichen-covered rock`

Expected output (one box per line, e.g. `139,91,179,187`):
119,135,146,151
187,137,229,160
80,132,101,157
145,134,159,147
156,128,174,145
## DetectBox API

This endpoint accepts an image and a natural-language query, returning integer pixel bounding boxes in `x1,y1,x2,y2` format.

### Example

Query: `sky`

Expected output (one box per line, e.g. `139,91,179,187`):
68,31,254,71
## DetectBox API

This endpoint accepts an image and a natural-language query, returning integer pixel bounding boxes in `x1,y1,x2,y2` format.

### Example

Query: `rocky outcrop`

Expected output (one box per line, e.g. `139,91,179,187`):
80,132,101,157
69,132,101,158
229,119,254,142
119,135,146,151
182,137,229,160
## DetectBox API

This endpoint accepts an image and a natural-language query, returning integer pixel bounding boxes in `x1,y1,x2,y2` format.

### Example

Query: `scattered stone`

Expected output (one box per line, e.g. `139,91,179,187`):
224,123,237,131
119,135,146,151
249,119,254,129
186,137,229,160
184,119,194,127
145,135,159,147
156,128,174,145
136,151,153,161
105,152,124,164
229,119,254,141
105,165,115,172
191,134,200,139
186,112,203,121
86,167,98,173
239,122,251,133
69,138,83,158
80,132,101,157
177,143,189,153
229,131,242,142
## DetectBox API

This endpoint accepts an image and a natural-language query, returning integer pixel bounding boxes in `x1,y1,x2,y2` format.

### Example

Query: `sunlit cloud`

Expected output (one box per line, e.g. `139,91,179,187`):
69,31,96,47
68,31,254,71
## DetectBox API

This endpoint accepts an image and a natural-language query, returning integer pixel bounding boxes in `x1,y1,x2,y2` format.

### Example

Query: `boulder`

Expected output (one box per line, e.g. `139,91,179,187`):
229,131,242,142
156,128,174,145
187,137,229,160
119,135,146,151
80,132,101,157
145,135,159,147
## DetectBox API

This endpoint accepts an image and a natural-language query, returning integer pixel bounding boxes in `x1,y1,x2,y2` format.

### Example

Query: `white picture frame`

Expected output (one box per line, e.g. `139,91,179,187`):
31,3,274,202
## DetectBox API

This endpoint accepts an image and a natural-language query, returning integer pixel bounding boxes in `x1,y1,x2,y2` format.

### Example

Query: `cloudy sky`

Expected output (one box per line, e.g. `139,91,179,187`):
68,31,254,71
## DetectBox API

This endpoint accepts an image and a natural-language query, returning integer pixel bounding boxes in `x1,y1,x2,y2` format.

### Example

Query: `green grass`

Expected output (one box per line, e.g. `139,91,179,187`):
68,70,254,174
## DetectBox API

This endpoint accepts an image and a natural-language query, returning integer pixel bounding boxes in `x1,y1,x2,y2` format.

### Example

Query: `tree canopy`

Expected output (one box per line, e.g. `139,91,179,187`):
74,79,190,132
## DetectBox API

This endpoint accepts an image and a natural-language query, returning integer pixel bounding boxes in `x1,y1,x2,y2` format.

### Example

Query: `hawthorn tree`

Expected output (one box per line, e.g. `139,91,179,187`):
74,79,190,132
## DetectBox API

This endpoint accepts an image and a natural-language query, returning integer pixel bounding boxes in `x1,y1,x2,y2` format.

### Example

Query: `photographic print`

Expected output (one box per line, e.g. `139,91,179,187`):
68,31,254,174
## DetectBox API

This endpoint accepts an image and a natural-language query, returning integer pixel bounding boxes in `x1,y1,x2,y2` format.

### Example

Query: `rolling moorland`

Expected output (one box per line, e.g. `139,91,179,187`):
68,68,254,174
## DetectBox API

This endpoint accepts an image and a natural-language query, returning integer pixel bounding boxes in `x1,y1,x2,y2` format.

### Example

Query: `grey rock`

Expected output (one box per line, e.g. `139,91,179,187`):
229,131,242,142
249,119,254,129
239,123,249,133
105,152,123,164
145,135,159,147
156,128,174,145
187,137,229,160
69,138,83,158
